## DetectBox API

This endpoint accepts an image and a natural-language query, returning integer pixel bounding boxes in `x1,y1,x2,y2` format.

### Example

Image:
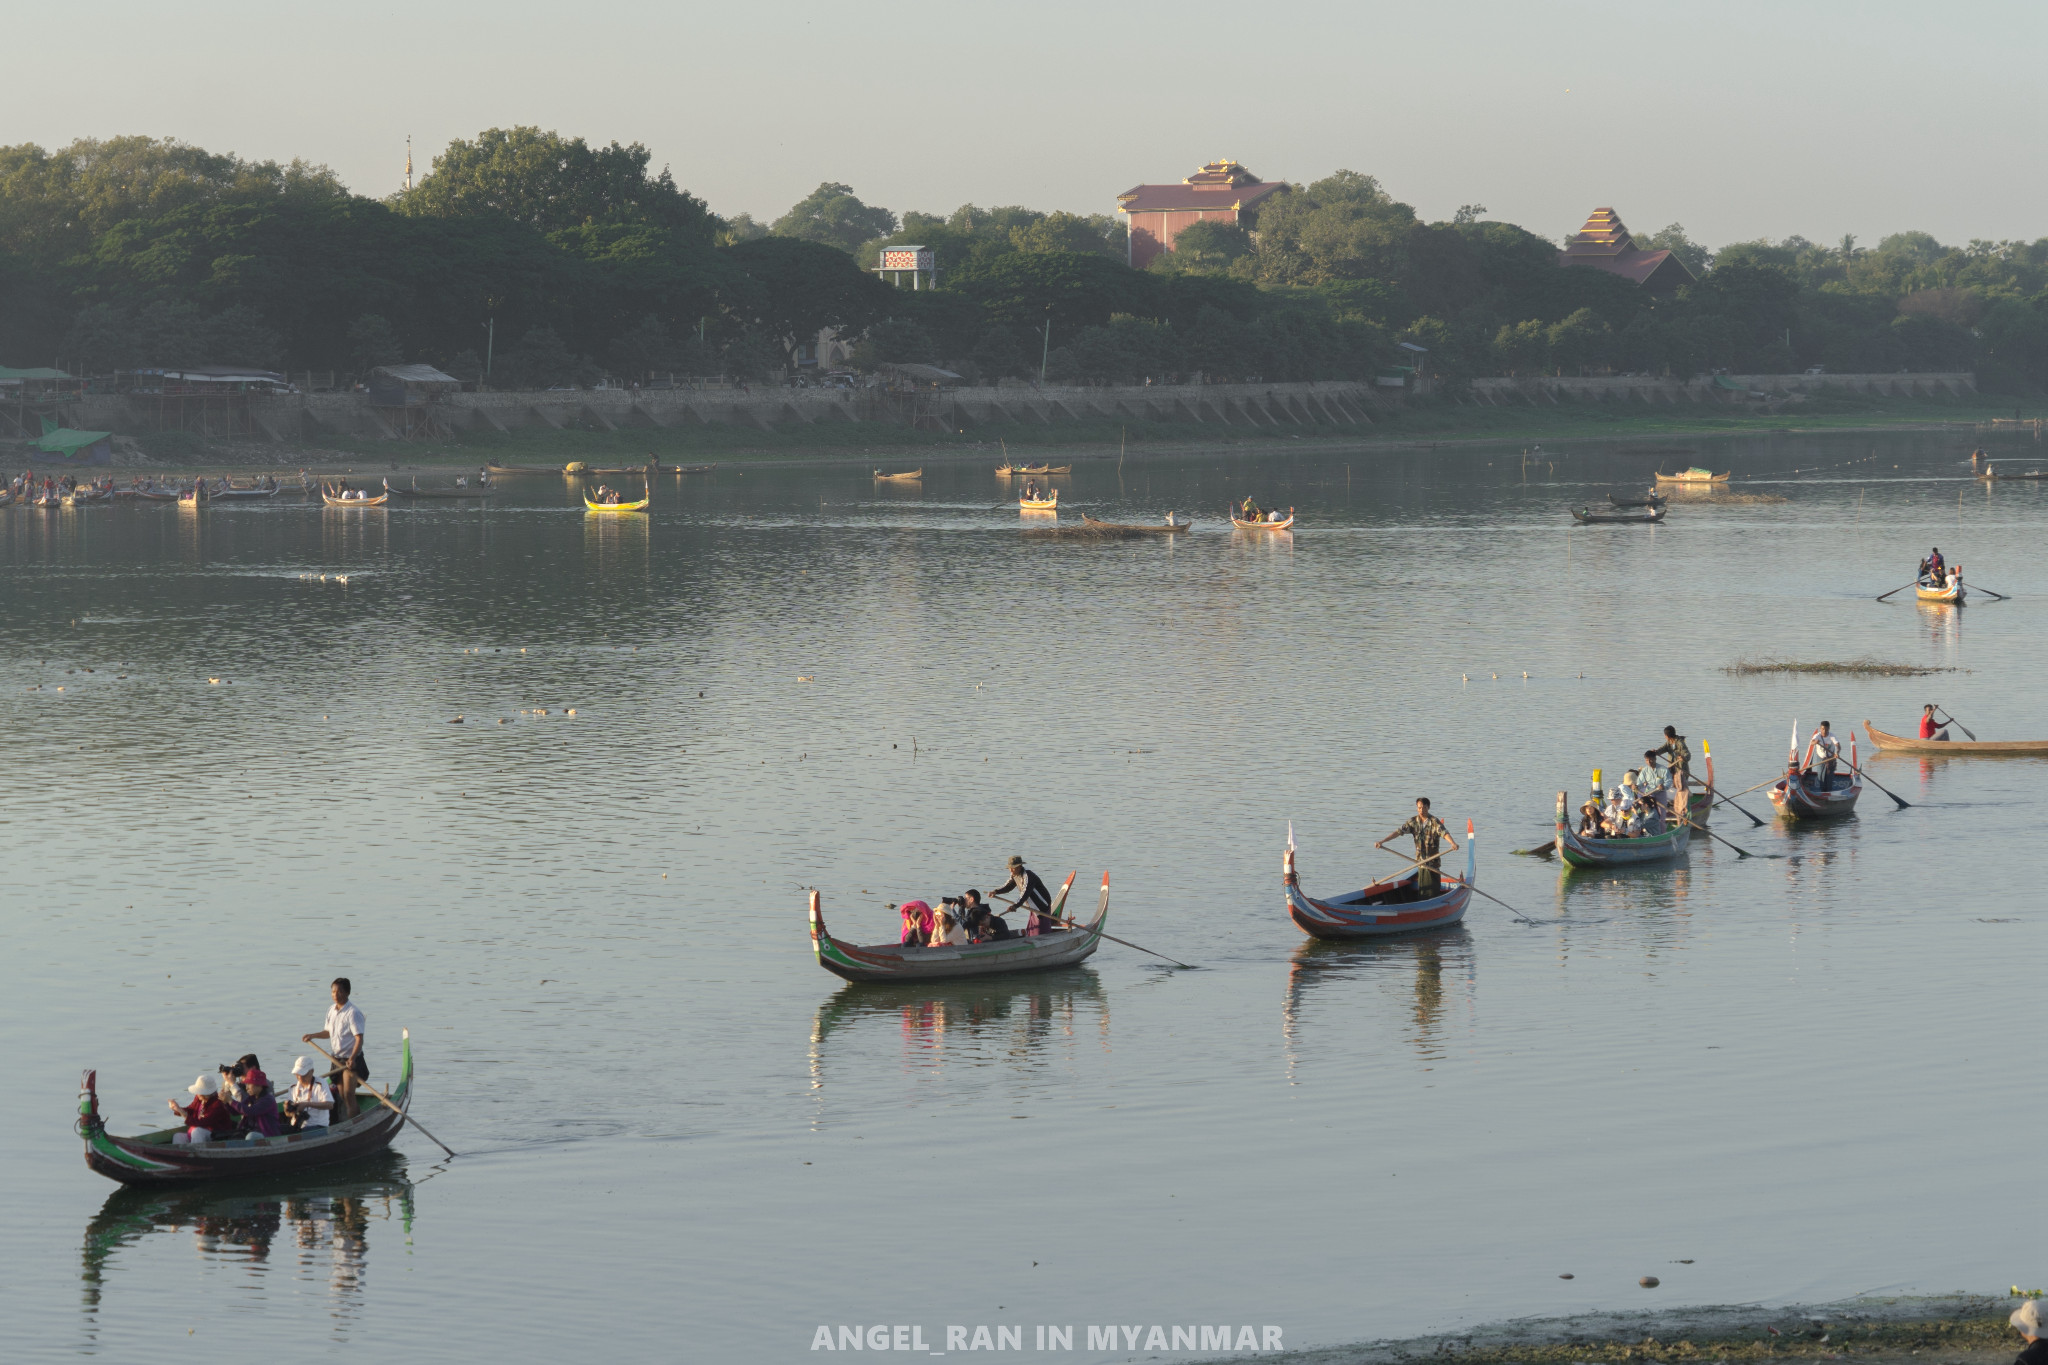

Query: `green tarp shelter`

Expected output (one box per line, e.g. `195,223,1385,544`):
0,366,73,382
35,427,114,463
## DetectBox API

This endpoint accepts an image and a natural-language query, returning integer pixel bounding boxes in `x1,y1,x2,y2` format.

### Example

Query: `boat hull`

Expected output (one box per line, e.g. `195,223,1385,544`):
1769,771,1860,819
81,1034,414,1187
1553,789,1692,866
1914,583,1965,606
1231,513,1294,530
1572,508,1665,524
810,875,1106,983
1283,842,1473,939
1862,723,2048,755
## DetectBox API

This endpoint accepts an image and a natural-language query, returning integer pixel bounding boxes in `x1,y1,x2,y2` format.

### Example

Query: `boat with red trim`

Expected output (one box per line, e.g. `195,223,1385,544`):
809,873,1106,982
1768,723,1863,820
1283,826,1474,939
78,1031,415,1186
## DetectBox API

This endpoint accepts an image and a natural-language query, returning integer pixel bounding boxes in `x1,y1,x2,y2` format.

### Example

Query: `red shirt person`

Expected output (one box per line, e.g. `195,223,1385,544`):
168,1074,236,1143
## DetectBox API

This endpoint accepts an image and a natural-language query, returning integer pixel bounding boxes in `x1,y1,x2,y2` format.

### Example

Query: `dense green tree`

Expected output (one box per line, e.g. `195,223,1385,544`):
347,313,404,370
395,128,717,241
723,237,891,370
494,326,582,388
1150,220,1250,274
770,182,896,255
952,250,1157,330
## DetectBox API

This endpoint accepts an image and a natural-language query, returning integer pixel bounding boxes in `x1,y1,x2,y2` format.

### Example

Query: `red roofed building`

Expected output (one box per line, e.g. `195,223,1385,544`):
1117,160,1290,268
1558,208,1695,296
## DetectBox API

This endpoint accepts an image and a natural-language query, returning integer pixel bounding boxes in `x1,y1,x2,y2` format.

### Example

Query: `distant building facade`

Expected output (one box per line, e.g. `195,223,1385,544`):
1558,208,1695,296
1117,160,1290,269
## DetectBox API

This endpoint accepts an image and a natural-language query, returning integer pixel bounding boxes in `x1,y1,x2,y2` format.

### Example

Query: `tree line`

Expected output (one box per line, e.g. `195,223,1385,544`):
2,129,2045,392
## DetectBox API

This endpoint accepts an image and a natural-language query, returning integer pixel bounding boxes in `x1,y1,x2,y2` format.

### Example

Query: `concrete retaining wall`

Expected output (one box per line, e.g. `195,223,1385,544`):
1467,372,1977,406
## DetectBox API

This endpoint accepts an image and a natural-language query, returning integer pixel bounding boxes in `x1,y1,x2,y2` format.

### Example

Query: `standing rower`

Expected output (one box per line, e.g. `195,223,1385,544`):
301,977,367,1114
1803,720,1842,788
1377,797,1458,896
1649,725,1692,790
990,856,1057,935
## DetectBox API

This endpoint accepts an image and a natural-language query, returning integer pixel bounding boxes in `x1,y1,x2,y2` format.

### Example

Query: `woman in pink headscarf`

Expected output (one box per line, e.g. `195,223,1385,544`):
895,900,934,945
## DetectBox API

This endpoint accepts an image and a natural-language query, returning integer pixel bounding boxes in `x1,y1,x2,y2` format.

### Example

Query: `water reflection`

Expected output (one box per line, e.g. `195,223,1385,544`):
79,1155,418,1336
1549,861,1700,948
807,973,1109,1122
1281,928,1475,1079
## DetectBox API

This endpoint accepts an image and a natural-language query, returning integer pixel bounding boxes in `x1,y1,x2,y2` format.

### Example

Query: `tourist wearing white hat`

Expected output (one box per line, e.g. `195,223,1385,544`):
282,1057,334,1132
2011,1300,2047,1365
167,1073,235,1145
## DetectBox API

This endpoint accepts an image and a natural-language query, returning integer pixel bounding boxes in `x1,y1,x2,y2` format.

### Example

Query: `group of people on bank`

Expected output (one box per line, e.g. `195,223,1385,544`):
896,857,1068,946
165,979,369,1145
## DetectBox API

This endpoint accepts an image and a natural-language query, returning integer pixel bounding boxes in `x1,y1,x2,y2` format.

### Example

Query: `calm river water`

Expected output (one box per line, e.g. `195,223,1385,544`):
3,431,2044,1362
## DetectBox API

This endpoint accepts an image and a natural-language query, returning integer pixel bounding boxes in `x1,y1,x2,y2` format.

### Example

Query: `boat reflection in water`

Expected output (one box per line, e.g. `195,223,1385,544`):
807,971,1109,1122
1281,928,1475,1079
79,1155,420,1334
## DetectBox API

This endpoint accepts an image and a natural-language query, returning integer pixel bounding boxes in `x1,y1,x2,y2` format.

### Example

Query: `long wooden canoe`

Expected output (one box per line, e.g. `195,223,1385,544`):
1863,721,2048,755
1020,491,1059,510
873,468,923,481
1080,513,1190,534
1573,506,1665,524
1554,788,1692,867
809,873,1106,982
1915,580,1966,605
212,485,279,500
1284,833,1473,939
1232,507,1294,530
584,493,650,512
486,462,564,475
323,489,389,507
1977,467,2048,480
79,1031,415,1186
1656,468,1731,483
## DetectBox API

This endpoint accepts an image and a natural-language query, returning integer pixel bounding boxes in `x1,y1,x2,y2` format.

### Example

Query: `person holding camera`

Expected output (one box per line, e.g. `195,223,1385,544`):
281,1057,334,1132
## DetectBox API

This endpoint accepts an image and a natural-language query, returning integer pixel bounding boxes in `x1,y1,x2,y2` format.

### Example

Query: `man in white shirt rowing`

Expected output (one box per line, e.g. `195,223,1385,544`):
302,977,367,1114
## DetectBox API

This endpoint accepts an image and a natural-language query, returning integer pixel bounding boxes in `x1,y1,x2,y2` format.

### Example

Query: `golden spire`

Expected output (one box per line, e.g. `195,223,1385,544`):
405,135,413,191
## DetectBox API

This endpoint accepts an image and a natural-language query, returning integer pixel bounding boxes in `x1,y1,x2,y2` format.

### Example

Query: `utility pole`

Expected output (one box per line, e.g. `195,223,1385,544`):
1040,307,1052,383
481,317,495,386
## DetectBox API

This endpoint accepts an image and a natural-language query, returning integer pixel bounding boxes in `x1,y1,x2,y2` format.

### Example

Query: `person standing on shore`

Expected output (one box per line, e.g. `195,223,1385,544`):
302,978,367,1114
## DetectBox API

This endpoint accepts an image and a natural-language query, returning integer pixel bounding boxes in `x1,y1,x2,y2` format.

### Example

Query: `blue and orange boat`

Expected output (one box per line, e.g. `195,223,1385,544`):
1283,825,1474,939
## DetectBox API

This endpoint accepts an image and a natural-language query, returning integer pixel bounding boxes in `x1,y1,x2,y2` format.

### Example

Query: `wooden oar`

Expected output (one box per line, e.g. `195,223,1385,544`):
1875,578,1923,602
1699,781,1766,827
1934,708,1977,741
302,1037,455,1159
996,893,1192,968
1968,583,2012,601
1374,847,1539,926
1510,840,1557,858
1845,760,1911,810
1683,817,1760,859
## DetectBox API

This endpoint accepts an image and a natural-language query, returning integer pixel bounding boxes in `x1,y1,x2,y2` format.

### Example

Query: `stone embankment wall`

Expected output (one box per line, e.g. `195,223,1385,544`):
55,371,1977,443
1468,371,1977,405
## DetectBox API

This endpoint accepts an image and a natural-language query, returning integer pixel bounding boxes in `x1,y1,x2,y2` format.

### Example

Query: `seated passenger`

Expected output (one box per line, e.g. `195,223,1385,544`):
1577,800,1602,836
168,1074,236,1144
230,1066,283,1138
959,889,1012,942
929,910,971,947
281,1057,334,1132
895,900,934,946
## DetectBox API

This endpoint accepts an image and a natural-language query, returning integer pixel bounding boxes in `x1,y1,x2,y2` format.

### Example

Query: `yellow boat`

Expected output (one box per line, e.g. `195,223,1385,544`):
1019,491,1058,510
584,493,650,512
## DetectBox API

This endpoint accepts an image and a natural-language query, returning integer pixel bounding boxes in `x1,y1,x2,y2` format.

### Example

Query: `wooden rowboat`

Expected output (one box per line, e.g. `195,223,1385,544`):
78,1031,415,1186
382,479,495,500
1914,579,1966,606
1977,467,2048,480
1655,467,1731,484
584,493,650,512
1572,506,1665,524
1080,513,1190,534
873,468,923,481
808,873,1106,982
1553,788,1692,867
1283,832,1473,939
131,490,180,502
213,484,279,500
1863,722,2048,755
1231,507,1294,530
1020,491,1058,510
1768,726,1862,820
486,462,564,475
322,489,388,507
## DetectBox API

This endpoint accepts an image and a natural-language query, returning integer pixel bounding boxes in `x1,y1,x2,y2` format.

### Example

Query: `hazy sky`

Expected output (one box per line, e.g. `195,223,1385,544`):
8,0,2043,250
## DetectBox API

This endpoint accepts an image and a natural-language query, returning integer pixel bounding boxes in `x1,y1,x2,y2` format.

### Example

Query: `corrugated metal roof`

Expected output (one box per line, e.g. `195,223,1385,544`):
1117,179,1288,215
373,364,461,385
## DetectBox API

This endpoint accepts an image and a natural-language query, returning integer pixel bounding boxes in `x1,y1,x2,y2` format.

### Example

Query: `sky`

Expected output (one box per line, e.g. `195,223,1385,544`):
7,0,2044,251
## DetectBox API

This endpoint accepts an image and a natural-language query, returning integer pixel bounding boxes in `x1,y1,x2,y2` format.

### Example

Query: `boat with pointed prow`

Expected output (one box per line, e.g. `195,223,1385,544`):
1769,723,1863,819
77,1032,416,1186
809,873,1108,982
1283,826,1474,939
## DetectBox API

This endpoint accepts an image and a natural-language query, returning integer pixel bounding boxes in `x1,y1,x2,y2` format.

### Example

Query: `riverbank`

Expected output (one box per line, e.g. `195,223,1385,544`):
1249,1295,2028,1365
23,390,2033,470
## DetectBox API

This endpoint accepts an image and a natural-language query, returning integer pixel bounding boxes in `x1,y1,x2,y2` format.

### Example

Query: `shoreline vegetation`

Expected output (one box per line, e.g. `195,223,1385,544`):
36,391,2030,471
1241,1295,2027,1365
